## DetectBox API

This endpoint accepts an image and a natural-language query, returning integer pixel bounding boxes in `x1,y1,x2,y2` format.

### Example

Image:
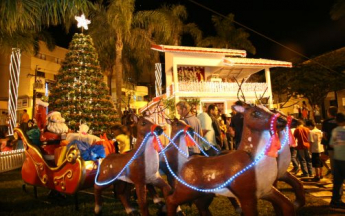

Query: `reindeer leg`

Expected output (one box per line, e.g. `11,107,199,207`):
167,184,201,216
278,172,305,210
135,183,149,216
236,195,258,216
151,177,172,202
228,197,242,214
194,194,214,216
94,184,109,215
147,184,164,205
114,181,139,215
262,186,296,216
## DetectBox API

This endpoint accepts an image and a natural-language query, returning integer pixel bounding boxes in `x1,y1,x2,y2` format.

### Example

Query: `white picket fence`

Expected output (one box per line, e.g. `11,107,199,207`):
0,149,25,173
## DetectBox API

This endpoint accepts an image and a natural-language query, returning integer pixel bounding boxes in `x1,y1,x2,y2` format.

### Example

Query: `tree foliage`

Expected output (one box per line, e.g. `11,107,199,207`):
0,0,92,53
271,48,345,109
197,14,256,55
330,0,345,20
49,33,118,134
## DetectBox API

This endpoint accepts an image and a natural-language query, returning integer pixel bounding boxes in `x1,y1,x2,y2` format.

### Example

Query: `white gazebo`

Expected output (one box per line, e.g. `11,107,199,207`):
151,45,292,114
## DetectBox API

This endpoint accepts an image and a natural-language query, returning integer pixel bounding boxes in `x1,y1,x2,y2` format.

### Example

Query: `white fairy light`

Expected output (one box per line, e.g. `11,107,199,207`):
7,48,21,136
75,14,91,30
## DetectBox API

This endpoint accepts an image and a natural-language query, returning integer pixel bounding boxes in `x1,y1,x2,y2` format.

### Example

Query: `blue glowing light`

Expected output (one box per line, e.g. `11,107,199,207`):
153,113,284,192
186,132,210,157
160,130,189,158
95,133,152,186
194,132,220,153
154,132,268,192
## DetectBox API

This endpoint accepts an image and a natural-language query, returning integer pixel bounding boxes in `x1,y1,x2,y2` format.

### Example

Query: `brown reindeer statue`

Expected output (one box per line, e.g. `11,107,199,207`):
164,102,296,216
94,114,171,216
274,112,305,211
253,86,305,212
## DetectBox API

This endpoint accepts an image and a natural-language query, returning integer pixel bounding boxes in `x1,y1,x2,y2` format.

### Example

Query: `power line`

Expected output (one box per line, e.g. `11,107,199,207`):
186,0,341,74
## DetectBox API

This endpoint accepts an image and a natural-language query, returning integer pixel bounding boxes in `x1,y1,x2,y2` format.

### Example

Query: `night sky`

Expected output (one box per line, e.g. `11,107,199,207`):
51,0,345,62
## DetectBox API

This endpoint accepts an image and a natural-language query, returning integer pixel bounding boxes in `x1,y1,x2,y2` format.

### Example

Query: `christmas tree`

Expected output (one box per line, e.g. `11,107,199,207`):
49,33,118,135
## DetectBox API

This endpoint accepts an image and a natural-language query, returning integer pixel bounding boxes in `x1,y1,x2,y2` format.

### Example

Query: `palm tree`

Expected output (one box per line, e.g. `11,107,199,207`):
0,0,92,135
0,0,92,35
89,0,173,115
197,14,256,55
330,0,345,20
155,4,202,46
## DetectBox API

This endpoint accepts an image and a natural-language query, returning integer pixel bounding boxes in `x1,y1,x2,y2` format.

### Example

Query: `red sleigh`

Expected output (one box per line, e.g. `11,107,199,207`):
15,128,98,203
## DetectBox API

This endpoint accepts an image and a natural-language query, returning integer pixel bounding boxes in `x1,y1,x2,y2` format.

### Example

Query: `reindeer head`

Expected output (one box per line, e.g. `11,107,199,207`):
233,103,287,131
131,114,163,138
270,109,298,129
166,118,194,137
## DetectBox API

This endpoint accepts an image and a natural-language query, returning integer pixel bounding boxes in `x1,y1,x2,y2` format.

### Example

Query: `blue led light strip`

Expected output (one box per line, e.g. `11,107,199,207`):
186,132,210,157
154,113,284,192
155,132,267,192
194,132,220,152
94,133,152,186
160,130,189,158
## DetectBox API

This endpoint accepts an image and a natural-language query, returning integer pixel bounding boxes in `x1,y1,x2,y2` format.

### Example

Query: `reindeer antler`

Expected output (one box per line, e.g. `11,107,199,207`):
254,87,269,105
234,77,246,103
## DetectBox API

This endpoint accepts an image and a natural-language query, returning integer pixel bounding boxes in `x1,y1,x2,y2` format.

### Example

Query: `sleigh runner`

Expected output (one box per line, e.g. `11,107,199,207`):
16,128,98,195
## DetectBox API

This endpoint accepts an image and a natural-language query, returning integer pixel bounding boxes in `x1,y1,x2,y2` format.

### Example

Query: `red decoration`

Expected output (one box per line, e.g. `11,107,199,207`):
265,113,281,158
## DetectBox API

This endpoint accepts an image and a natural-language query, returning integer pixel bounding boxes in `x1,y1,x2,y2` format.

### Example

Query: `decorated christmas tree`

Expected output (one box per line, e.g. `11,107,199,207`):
49,33,118,135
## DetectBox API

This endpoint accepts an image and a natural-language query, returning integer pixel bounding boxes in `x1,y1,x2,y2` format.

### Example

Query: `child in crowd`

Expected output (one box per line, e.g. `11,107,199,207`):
111,124,130,154
306,119,323,181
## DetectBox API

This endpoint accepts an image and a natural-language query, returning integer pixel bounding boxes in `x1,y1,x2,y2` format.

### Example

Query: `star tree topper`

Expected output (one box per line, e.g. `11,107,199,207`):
75,14,91,30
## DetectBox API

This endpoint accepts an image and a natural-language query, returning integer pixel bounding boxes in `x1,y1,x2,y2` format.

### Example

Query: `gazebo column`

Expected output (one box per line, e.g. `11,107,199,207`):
265,68,273,108
173,63,179,116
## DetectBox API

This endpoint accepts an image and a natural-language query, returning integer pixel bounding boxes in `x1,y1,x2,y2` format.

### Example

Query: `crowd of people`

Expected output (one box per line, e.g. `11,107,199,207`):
176,100,345,212
176,101,244,157
289,104,345,212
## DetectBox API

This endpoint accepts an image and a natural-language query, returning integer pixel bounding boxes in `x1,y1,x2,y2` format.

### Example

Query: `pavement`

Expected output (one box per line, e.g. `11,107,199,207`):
289,161,345,204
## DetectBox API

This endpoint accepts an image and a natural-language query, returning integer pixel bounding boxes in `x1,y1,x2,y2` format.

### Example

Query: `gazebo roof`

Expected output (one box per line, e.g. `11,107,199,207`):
223,58,292,68
151,44,247,57
207,58,292,80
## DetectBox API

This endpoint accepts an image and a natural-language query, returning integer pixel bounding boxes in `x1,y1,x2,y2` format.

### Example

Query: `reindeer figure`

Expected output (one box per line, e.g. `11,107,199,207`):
94,115,171,216
165,103,296,216
253,85,305,212
274,113,305,211
159,118,194,187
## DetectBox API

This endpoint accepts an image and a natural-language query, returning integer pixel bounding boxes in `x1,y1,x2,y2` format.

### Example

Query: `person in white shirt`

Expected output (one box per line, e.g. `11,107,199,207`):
197,104,216,153
306,119,323,181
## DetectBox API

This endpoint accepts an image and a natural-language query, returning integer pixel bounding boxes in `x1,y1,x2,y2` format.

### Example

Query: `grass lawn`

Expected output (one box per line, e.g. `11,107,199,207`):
0,168,341,216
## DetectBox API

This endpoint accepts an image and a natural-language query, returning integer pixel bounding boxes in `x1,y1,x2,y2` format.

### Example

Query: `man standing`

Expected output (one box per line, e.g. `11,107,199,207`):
176,101,201,155
20,109,30,132
229,101,244,150
294,120,313,177
322,106,338,175
207,104,222,148
197,104,217,155
329,112,345,212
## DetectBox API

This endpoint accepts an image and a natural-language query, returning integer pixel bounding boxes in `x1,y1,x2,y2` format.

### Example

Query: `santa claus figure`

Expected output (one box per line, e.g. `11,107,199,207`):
41,111,69,144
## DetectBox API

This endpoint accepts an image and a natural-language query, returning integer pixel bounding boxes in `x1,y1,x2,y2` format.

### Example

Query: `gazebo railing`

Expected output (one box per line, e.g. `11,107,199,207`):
177,81,268,94
0,149,25,173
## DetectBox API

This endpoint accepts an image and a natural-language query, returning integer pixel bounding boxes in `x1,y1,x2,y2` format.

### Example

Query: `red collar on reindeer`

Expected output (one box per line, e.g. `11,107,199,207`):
287,116,297,147
183,125,195,147
265,113,281,158
151,125,163,152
